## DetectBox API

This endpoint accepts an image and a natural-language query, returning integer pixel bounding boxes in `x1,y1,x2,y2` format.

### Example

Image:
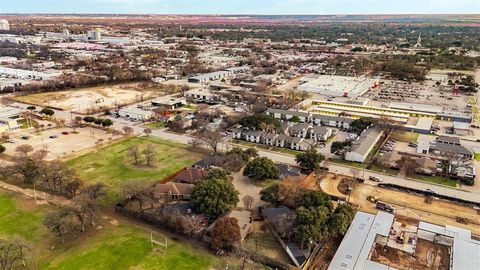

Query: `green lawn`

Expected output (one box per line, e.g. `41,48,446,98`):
18,119,39,129
390,130,420,143
0,192,48,241
369,164,400,176
475,153,480,161
328,158,369,169
66,137,204,189
144,122,165,129
0,190,227,270
410,174,457,187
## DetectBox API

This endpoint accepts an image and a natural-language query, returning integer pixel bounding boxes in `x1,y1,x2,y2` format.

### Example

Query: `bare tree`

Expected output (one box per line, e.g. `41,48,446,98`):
143,128,152,137
122,126,133,136
122,180,153,210
127,145,141,165
0,238,31,269
241,195,255,210
143,144,156,167
188,137,204,150
398,155,417,177
198,130,222,154
181,214,205,238
15,144,34,157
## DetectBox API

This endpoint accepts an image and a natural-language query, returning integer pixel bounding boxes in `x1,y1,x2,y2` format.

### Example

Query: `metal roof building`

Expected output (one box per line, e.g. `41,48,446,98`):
329,211,480,270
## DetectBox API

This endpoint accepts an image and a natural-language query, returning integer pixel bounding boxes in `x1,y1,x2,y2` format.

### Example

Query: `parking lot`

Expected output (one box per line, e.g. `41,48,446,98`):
4,127,121,161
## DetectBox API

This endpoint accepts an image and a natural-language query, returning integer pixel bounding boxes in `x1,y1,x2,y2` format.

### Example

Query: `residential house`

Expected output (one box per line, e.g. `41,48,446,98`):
174,168,208,184
290,123,312,138
203,210,252,243
243,130,263,143
231,128,243,139
310,126,332,142
277,164,302,179
415,157,439,175
263,133,278,146
275,134,288,148
265,108,311,123
288,137,314,151
262,206,308,268
152,182,194,201
312,114,354,129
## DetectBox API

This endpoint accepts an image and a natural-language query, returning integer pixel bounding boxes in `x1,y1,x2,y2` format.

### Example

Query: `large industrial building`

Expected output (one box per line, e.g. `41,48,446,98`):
329,211,480,270
298,75,378,97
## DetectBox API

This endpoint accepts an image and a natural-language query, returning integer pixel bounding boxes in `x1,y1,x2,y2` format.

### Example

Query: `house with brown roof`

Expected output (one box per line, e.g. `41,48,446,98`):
174,167,208,184
152,182,194,201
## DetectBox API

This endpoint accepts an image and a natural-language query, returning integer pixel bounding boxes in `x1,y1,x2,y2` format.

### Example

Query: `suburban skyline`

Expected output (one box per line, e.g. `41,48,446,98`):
1,0,479,15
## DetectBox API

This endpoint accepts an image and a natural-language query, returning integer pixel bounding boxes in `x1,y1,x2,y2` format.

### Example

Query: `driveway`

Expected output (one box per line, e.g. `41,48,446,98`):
231,169,264,210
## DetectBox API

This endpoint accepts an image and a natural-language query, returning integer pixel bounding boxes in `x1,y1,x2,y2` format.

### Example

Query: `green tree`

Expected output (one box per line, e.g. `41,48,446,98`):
0,145,5,154
39,107,55,116
239,114,280,131
260,183,282,205
83,116,96,123
290,115,300,123
295,190,332,210
101,119,113,127
295,148,325,171
191,178,239,218
211,216,241,250
296,206,332,243
243,157,279,181
205,168,229,181
329,204,355,237
227,147,258,162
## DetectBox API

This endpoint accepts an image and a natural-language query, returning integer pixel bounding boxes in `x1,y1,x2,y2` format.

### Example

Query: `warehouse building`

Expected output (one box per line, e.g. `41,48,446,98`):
298,75,378,97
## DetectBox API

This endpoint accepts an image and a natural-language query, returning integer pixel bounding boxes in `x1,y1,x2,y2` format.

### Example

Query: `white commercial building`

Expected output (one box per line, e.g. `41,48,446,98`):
345,127,384,163
0,19,9,31
118,107,153,121
298,75,378,97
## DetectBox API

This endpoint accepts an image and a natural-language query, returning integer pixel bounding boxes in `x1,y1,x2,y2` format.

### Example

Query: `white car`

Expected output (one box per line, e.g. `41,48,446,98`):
426,188,437,194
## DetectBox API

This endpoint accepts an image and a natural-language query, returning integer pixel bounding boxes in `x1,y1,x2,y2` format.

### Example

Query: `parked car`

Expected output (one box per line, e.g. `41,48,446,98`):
7,139,15,143
426,188,437,194
21,135,30,140
62,131,69,135
376,202,395,213
49,135,58,139
369,176,383,182
408,142,417,147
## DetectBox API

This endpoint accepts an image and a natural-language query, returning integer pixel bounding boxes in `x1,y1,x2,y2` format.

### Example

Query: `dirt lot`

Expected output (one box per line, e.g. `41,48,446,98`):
320,177,480,235
16,83,156,113
3,127,121,161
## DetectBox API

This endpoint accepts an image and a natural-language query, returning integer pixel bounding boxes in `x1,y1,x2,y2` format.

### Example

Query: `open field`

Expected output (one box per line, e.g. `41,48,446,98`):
0,189,232,270
66,136,204,190
3,127,121,161
15,83,157,113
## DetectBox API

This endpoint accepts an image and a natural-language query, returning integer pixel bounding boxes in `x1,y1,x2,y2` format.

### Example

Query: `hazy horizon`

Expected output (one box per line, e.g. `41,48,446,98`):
1,0,479,15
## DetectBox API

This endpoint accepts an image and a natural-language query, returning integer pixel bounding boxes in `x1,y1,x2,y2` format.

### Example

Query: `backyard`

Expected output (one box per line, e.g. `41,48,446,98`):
0,190,229,270
66,136,204,199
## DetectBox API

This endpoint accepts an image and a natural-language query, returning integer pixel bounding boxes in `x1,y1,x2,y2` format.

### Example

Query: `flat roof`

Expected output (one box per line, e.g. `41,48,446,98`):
298,75,377,97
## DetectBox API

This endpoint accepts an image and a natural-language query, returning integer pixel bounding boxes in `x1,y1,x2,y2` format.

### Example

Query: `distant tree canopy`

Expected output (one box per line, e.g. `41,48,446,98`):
191,178,239,219
239,114,280,131
243,157,279,181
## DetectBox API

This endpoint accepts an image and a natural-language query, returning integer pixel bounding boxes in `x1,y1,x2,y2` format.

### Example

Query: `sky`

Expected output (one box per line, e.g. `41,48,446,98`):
1,0,479,15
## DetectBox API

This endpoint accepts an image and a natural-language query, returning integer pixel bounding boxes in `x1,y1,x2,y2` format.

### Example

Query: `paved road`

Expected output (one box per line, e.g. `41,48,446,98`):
13,101,480,203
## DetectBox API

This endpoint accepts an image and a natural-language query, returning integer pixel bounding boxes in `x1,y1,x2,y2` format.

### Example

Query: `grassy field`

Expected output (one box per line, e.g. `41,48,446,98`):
66,136,203,189
411,174,457,187
328,158,369,169
0,190,230,270
18,119,39,129
369,164,400,176
390,130,420,143
144,122,165,129
475,153,480,161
